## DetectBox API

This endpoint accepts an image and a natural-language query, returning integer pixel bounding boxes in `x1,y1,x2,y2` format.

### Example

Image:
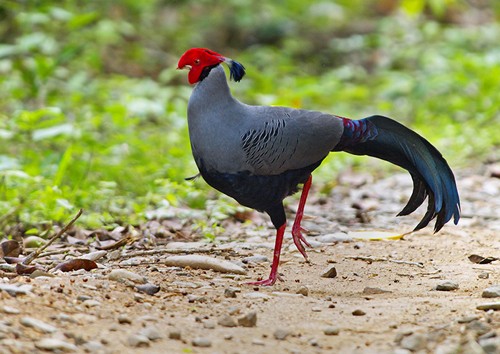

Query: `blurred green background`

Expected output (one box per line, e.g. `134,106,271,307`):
0,0,499,233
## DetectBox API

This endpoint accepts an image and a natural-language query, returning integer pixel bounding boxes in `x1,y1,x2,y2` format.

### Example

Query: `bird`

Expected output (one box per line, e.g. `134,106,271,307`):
177,48,460,286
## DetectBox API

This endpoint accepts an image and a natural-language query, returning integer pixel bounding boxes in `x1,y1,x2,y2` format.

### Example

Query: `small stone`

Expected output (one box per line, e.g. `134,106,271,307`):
296,286,309,296
309,338,319,346
20,317,57,333
164,255,247,275
466,320,491,336
352,309,366,316
168,330,181,340
83,299,101,308
117,314,132,324
482,285,500,298
274,329,291,340
457,315,480,323
479,336,500,354
127,334,150,347
187,294,206,303
224,287,238,298
252,339,265,346
192,337,212,347
243,292,271,299
0,284,33,296
238,311,257,327
400,333,427,352
476,302,500,311
321,266,337,278
435,281,459,291
363,287,391,295
311,307,322,312
242,255,269,263
478,272,489,279
324,327,340,335
81,250,107,261
2,306,20,314
218,315,237,327
136,283,161,295
35,338,78,352
108,269,147,284
140,326,162,341
203,320,216,329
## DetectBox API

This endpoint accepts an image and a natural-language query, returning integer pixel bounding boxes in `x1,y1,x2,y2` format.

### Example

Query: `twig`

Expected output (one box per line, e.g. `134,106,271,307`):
346,255,424,268
118,246,236,259
23,209,84,265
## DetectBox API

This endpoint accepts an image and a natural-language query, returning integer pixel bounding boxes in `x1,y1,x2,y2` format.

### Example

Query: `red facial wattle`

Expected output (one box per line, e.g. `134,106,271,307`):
177,48,226,84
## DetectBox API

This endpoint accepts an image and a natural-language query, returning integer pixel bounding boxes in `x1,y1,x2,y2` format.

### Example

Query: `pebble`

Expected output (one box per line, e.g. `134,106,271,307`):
0,283,33,296
352,309,366,316
242,255,269,263
312,307,322,312
218,315,237,327
435,281,459,291
20,317,57,333
476,302,500,311
478,272,489,279
139,326,162,341
169,330,182,340
2,306,20,314
117,314,132,324
363,287,391,294
108,269,147,284
324,327,340,335
81,250,107,261
479,337,500,354
296,286,309,296
457,315,480,323
482,285,500,298
238,311,257,327
192,337,212,347
224,287,239,298
83,299,101,308
400,333,427,352
35,338,78,352
321,266,337,278
136,283,161,295
163,255,247,274
243,292,270,300
203,320,216,329
127,334,150,347
274,329,291,340
252,339,265,346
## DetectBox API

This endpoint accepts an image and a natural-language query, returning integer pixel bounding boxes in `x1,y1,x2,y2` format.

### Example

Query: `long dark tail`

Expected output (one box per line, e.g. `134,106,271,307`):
333,115,460,232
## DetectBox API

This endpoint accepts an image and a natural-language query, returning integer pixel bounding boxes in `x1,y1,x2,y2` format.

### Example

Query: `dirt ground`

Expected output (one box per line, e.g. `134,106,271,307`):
0,168,499,354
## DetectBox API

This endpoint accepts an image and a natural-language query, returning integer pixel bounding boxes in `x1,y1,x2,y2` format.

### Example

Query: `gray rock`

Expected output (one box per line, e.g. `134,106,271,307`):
477,302,500,311
324,327,340,336
192,337,212,347
478,272,489,279
238,312,257,327
296,286,309,296
274,329,291,340
83,299,101,308
2,306,20,314
218,315,237,327
127,334,150,347
117,314,132,324
136,283,161,295
20,317,57,333
435,281,459,291
81,250,107,261
242,255,269,263
482,285,500,298
35,338,78,352
203,320,216,329
400,333,427,352
479,336,500,354
321,266,337,278
168,330,181,340
164,255,247,274
0,283,33,296
363,287,391,295
224,287,238,298
140,326,162,341
108,269,147,284
243,292,271,299
352,309,366,316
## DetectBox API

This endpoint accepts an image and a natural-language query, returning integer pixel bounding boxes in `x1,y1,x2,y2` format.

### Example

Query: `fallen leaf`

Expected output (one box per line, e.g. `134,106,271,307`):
4,256,25,264
1,240,22,258
468,254,498,264
16,263,39,275
54,259,98,272
348,231,405,241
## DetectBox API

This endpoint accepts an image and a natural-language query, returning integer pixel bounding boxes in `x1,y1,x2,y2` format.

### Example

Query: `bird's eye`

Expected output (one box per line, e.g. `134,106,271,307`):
194,59,200,65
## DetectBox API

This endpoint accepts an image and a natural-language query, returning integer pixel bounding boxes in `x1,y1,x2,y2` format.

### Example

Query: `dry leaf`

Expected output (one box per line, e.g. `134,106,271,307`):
4,256,25,264
54,259,98,272
16,263,39,275
1,240,22,258
468,254,498,264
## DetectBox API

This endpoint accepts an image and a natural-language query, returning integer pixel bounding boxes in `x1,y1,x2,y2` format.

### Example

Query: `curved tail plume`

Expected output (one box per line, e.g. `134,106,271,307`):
334,115,460,232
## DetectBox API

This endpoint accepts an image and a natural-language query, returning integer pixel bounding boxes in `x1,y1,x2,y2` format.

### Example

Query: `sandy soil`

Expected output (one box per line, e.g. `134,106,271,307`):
0,170,499,354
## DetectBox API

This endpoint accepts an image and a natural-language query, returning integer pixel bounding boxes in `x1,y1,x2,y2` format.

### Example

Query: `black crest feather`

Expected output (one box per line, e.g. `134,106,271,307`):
229,60,245,82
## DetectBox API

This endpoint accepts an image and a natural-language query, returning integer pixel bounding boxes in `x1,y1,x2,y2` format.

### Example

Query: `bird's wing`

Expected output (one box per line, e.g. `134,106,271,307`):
239,106,344,175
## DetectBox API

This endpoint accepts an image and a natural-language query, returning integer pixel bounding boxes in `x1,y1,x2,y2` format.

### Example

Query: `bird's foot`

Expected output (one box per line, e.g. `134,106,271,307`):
291,224,311,261
245,277,277,286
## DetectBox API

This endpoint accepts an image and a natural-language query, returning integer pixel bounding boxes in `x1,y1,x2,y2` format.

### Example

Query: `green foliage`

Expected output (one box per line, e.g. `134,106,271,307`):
0,1,498,234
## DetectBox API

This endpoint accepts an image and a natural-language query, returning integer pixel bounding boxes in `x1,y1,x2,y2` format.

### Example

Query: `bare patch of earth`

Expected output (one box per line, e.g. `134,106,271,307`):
0,168,499,354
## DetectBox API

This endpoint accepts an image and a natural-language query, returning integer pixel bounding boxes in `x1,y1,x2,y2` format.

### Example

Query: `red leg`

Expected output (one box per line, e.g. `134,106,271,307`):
292,175,312,260
246,223,286,286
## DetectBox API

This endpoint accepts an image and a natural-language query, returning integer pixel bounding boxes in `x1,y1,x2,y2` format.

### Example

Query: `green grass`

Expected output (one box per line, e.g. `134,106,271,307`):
0,1,498,235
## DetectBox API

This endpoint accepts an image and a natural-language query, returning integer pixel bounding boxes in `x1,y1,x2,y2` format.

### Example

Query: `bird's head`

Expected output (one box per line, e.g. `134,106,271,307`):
177,48,245,85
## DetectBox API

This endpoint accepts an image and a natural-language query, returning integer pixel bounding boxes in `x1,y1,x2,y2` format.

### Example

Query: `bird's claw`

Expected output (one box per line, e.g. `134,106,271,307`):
291,224,311,261
246,273,282,286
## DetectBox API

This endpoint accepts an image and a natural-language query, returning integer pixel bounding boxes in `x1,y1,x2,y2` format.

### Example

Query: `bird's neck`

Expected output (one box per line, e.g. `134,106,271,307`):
191,65,234,107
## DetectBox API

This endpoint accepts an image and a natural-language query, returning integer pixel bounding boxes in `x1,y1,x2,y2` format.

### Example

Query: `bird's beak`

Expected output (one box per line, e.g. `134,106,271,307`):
177,64,192,70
